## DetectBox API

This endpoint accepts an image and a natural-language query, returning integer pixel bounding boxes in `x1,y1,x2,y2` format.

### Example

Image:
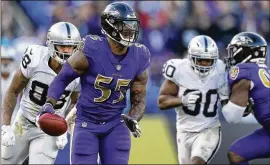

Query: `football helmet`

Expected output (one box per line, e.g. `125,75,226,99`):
225,32,267,68
46,22,81,65
1,46,16,74
188,35,219,78
101,2,140,47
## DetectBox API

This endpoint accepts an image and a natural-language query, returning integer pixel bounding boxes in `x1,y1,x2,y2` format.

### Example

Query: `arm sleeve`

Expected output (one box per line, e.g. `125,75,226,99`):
217,72,229,101
136,46,151,75
47,62,80,100
162,59,180,85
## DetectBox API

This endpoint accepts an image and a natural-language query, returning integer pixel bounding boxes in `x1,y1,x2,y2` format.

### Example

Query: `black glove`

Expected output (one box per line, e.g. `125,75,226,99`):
243,98,254,117
121,114,141,138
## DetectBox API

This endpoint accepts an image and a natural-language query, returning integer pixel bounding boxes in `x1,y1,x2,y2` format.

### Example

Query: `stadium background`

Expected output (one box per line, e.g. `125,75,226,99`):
1,1,269,164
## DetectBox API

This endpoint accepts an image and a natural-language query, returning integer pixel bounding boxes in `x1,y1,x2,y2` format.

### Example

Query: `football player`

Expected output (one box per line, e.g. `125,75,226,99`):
1,46,19,123
1,22,81,164
158,35,229,164
222,32,270,164
38,2,150,164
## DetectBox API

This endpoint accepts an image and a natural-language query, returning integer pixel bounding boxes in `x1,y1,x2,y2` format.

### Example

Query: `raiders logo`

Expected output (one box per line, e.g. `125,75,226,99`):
229,66,239,80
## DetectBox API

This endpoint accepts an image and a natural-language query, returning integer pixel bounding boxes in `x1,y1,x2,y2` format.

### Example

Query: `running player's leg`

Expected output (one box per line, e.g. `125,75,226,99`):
70,120,99,164
191,127,221,164
28,131,59,164
176,131,192,164
228,127,270,164
99,122,131,164
1,112,30,164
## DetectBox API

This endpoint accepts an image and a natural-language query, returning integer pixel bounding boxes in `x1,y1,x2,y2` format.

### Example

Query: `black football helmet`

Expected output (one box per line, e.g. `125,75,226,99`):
101,2,140,47
225,32,267,69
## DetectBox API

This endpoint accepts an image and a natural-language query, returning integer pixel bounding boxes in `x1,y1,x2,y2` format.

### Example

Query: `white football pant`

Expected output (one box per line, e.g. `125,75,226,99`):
176,126,221,164
1,110,59,164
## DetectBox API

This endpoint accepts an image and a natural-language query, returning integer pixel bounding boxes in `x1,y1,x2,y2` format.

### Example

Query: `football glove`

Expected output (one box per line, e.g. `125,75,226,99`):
56,131,68,150
121,114,141,138
243,98,254,117
181,91,201,106
1,125,15,146
36,103,55,127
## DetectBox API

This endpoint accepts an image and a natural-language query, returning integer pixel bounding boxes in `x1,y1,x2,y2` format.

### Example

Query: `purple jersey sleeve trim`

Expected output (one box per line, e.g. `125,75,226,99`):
48,62,80,100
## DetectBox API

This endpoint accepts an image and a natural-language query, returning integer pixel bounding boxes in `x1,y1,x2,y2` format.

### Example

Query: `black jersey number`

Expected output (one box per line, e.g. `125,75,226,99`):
182,89,218,117
22,47,33,69
29,81,71,109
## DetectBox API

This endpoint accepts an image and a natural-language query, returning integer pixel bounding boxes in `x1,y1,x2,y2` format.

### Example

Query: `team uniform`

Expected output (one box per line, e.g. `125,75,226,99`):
162,58,228,164
70,35,150,164
228,63,270,160
1,45,80,164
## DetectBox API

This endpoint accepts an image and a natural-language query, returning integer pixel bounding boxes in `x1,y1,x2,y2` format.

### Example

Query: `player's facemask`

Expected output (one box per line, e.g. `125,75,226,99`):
189,54,217,78
48,42,79,65
102,18,140,47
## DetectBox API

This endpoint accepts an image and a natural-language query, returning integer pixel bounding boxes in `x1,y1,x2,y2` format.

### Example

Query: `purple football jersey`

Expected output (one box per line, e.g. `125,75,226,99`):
76,35,151,122
228,63,270,128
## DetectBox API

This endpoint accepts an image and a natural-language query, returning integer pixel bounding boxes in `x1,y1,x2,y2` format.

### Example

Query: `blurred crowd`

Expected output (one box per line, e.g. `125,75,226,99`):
1,1,270,115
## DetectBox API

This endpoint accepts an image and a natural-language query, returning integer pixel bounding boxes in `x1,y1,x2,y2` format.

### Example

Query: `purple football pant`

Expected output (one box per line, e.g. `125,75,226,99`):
229,127,270,160
71,117,131,164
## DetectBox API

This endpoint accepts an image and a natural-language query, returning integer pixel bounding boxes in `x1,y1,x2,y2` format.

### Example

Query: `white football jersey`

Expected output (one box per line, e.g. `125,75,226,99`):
162,58,229,132
19,45,80,122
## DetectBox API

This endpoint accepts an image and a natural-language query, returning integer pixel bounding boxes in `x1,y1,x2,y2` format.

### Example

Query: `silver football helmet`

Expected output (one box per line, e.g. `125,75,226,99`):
46,22,81,65
188,35,219,78
1,46,16,74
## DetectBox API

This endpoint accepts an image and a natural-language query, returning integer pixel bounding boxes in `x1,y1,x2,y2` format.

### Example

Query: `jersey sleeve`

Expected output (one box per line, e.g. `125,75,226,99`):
228,64,251,89
80,35,103,65
162,59,180,85
136,44,151,75
20,45,41,78
217,72,229,101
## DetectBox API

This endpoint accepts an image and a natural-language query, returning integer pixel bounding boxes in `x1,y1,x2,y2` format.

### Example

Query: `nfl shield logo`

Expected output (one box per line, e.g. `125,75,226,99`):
82,122,87,128
115,65,121,71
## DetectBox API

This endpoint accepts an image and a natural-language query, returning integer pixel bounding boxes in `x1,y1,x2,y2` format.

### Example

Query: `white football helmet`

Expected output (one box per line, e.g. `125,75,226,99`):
188,35,219,78
1,46,16,74
46,22,81,65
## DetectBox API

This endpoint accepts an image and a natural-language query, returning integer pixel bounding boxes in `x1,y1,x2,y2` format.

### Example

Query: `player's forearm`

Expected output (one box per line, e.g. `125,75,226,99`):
128,88,146,122
1,88,20,125
47,62,80,106
158,95,182,110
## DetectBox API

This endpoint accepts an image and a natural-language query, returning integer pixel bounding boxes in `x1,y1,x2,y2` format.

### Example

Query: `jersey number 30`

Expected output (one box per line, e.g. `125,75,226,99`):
183,89,218,117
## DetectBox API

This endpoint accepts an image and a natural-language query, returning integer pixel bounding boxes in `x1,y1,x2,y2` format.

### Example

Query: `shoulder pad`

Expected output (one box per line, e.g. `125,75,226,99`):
162,59,183,85
21,45,45,68
134,43,151,75
216,59,226,73
20,45,47,78
81,34,104,52
228,63,251,88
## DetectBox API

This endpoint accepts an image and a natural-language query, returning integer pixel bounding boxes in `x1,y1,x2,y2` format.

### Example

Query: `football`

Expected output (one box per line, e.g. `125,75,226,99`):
39,113,67,136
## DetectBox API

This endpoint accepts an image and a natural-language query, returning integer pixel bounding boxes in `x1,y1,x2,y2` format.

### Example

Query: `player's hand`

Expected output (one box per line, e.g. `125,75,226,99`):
181,91,201,106
1,125,15,146
56,131,68,150
36,103,55,127
121,114,141,138
243,98,254,117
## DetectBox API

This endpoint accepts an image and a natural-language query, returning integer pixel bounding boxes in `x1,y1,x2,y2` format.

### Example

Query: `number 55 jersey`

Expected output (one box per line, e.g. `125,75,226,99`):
20,45,80,122
163,59,229,132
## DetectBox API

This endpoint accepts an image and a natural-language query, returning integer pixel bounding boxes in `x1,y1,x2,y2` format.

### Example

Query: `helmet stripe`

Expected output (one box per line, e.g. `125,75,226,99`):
204,36,208,52
65,22,71,38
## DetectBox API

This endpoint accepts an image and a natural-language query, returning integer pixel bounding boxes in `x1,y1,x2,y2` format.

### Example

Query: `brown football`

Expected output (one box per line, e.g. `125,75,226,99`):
39,113,67,136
